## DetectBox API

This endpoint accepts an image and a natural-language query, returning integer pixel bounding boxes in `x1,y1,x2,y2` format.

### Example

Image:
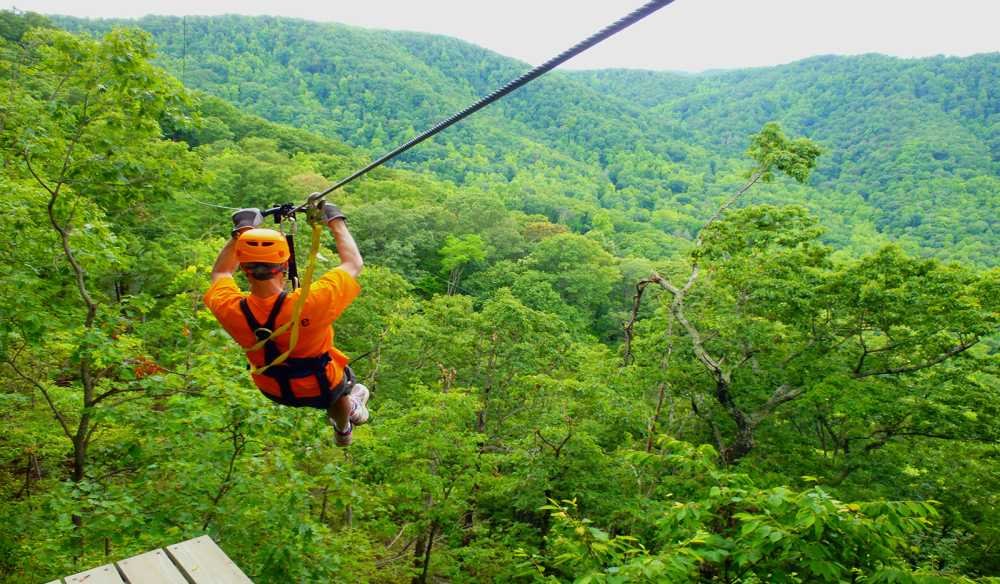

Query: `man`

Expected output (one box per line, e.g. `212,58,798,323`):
203,202,368,447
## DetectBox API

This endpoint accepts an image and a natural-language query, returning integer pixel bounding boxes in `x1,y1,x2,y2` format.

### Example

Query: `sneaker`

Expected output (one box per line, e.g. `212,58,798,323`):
329,417,353,448
348,383,371,426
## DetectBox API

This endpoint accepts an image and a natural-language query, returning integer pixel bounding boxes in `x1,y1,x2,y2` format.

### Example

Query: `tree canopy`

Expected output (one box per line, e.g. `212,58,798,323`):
1,11,998,584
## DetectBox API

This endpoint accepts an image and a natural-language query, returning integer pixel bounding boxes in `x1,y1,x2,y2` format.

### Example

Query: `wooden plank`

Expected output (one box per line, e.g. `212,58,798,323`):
116,548,189,584
165,536,252,584
65,563,125,584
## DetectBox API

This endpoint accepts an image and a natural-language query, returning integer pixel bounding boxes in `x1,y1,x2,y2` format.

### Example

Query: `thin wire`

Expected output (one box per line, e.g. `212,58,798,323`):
296,0,676,211
192,198,241,211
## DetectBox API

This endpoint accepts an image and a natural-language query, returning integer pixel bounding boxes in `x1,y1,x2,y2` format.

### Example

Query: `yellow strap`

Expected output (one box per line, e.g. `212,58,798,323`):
247,220,324,376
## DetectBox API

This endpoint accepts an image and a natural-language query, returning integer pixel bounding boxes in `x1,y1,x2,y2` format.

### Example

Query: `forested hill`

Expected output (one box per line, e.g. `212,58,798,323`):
4,11,1000,583
54,15,1000,265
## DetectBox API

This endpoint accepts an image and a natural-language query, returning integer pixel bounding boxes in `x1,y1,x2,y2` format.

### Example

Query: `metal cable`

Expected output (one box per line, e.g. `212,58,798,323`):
192,198,241,211
297,0,676,210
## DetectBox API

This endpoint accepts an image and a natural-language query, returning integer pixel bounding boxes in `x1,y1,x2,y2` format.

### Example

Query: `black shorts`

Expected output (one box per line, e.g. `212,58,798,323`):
259,366,355,410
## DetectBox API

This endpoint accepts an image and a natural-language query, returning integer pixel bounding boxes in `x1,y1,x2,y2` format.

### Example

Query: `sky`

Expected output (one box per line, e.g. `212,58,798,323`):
7,0,1000,72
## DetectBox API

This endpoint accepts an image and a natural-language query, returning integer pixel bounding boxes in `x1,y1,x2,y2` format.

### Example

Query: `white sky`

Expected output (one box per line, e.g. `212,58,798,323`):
8,0,1000,72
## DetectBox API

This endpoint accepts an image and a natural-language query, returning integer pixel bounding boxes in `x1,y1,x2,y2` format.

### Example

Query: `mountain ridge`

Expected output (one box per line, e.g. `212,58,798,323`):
53,14,1000,265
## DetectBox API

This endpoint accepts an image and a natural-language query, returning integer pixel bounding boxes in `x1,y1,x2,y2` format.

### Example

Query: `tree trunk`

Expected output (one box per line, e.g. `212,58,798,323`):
71,381,93,555
714,379,755,465
461,482,478,547
646,381,668,452
725,424,756,466
22,454,34,504
72,416,90,483
319,486,329,523
411,532,426,584
411,493,435,583
418,522,437,584
447,265,465,295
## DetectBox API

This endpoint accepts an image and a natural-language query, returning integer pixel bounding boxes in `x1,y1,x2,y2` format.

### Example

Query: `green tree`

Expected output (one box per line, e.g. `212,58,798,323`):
1,25,195,551
524,233,620,332
521,439,940,583
439,233,488,295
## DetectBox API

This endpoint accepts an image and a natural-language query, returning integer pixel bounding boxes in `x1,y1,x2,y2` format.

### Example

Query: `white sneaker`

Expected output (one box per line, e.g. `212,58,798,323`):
349,383,370,426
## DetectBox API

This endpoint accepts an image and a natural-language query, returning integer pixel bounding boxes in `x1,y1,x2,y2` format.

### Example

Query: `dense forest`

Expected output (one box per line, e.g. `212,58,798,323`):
50,15,1000,266
2,9,999,584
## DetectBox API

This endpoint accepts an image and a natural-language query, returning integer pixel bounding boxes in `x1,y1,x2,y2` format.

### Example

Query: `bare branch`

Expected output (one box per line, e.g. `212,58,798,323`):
643,270,727,388
646,318,676,452
692,170,765,252
375,538,417,568
680,265,700,295
4,350,73,442
534,428,573,458
877,430,995,444
750,384,804,426
83,420,100,449
385,523,410,550
852,339,979,378
622,278,653,364
666,297,723,376
33,96,99,330
650,272,681,297
47,69,74,104
22,150,56,196
90,385,150,407
734,349,759,373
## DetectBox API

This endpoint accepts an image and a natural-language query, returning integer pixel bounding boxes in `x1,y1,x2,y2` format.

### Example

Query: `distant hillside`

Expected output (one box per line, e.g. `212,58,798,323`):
572,55,1000,259
55,15,1000,265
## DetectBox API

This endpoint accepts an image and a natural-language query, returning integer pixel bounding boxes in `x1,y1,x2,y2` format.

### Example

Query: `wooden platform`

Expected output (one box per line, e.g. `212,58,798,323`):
45,536,252,584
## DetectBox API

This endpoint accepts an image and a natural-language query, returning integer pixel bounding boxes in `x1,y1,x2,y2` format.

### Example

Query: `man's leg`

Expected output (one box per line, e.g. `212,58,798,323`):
328,395,353,447
327,371,370,447
328,395,351,429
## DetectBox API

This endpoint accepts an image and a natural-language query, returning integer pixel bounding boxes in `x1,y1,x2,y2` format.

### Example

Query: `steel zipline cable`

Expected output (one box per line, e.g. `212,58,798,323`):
296,0,676,211
248,0,676,371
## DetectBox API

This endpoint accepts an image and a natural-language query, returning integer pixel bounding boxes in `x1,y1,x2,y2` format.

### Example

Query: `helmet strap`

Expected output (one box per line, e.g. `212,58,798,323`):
243,263,286,281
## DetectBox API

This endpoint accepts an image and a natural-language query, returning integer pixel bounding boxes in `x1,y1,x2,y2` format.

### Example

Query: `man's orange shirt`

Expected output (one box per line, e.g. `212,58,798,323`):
204,268,361,399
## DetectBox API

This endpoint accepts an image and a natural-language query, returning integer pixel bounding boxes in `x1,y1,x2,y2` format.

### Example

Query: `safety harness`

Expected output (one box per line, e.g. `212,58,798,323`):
238,291,348,408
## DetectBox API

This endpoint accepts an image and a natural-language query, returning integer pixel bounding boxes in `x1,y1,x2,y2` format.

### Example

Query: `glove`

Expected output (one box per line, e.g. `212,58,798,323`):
231,208,263,238
321,202,347,224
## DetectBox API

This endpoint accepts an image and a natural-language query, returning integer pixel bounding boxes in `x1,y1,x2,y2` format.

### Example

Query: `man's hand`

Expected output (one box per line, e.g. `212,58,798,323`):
321,202,347,224
231,208,263,238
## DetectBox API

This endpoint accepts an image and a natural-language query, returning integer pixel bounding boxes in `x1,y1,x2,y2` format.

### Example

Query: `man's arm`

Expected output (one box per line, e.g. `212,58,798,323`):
328,218,363,278
212,209,262,283
211,237,240,283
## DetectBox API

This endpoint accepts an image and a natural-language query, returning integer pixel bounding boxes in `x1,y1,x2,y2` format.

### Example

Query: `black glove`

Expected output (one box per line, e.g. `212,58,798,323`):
321,202,347,224
231,208,263,238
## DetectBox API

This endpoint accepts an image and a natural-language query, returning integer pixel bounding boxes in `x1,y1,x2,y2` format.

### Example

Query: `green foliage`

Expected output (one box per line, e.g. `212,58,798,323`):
524,233,620,323
531,482,938,583
1,12,997,584
0,9,52,41
440,233,488,293
54,14,1000,265
747,121,823,183
517,440,944,582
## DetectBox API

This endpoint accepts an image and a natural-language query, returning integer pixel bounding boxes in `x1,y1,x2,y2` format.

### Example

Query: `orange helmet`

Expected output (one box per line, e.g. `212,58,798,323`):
235,229,290,264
